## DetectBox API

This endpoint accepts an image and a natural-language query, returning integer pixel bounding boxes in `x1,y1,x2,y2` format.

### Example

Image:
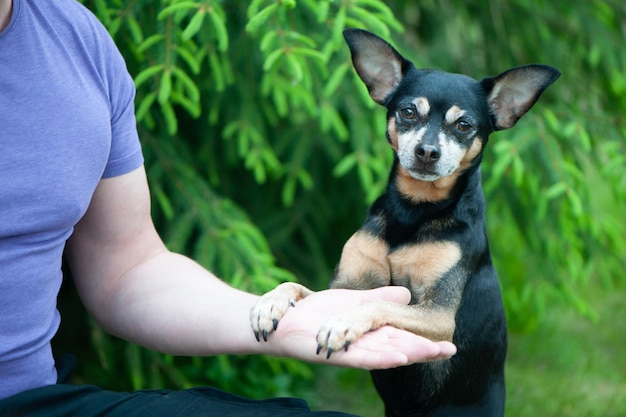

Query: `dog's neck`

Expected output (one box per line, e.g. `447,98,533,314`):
384,158,484,229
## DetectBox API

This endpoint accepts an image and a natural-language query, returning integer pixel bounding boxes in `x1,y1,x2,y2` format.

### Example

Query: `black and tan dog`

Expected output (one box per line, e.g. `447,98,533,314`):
250,29,560,416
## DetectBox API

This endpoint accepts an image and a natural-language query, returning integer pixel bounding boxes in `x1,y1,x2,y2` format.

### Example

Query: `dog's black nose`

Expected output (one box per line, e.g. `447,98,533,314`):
415,144,441,163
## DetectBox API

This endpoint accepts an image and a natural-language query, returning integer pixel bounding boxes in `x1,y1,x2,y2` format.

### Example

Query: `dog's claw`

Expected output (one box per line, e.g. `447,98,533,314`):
316,344,322,355
272,319,279,331
326,348,334,359
290,300,296,307
262,330,268,342
254,331,260,342
344,341,350,352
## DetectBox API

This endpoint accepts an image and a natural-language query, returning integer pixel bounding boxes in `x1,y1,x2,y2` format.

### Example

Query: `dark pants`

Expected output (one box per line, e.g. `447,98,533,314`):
0,356,357,417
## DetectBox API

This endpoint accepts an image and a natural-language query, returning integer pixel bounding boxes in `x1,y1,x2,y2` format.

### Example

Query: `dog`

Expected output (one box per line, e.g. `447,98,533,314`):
250,28,560,416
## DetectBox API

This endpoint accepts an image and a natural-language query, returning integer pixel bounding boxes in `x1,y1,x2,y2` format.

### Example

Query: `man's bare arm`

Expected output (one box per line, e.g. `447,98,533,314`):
66,166,455,368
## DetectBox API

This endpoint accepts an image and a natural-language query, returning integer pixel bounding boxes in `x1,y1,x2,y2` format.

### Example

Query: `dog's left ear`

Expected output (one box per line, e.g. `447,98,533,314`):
343,28,412,105
481,64,560,130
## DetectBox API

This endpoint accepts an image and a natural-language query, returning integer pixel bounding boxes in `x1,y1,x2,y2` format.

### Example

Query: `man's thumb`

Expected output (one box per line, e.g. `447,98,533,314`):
362,286,411,305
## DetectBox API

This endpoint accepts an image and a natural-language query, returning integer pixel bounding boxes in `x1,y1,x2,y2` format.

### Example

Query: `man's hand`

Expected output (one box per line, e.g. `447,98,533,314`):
264,286,457,370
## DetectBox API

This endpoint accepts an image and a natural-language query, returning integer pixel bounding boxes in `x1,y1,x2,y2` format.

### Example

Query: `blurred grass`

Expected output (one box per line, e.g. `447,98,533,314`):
305,284,626,416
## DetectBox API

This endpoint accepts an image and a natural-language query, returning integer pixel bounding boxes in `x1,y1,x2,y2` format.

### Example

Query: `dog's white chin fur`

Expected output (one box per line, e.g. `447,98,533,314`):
404,165,457,182
409,171,440,182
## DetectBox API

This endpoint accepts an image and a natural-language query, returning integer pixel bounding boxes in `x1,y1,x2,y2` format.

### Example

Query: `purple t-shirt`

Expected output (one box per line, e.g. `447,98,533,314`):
0,0,143,399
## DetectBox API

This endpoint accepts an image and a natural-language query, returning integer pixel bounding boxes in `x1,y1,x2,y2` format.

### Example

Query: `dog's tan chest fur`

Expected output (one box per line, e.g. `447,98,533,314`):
333,232,462,297
388,241,461,296
332,231,391,290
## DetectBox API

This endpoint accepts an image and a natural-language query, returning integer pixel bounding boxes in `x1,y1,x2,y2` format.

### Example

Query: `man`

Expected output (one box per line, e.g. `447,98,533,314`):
0,0,455,415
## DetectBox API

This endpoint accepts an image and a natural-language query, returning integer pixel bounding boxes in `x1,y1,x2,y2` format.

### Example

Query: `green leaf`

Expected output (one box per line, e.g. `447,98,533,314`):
137,34,165,53
172,66,200,102
134,64,163,90
297,169,314,190
247,0,267,18
333,154,357,177
208,8,229,52
263,48,284,71
136,92,157,122
328,109,349,140
208,53,226,92
154,184,175,220
245,3,278,33
284,54,303,82
566,189,584,217
323,63,350,98
545,182,568,200
107,18,122,37
355,0,403,32
332,6,347,38
176,45,202,74
159,100,178,135
93,0,111,26
357,0,393,16
314,0,329,22
260,31,278,53
543,109,560,132
171,91,201,119
285,32,317,48
126,15,144,44
349,5,390,38
157,70,172,104
157,1,198,21
182,9,206,40
281,176,297,206
291,47,326,63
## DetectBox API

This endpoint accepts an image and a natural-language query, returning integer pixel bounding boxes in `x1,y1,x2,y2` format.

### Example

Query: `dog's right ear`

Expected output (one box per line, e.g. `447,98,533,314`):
343,29,412,105
481,65,561,130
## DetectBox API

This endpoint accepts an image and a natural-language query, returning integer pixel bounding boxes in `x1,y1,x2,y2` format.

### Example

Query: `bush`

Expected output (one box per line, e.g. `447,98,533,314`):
63,0,625,399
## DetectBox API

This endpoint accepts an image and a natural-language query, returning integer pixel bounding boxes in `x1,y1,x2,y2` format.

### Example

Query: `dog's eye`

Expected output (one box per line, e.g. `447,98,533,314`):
399,107,416,120
456,120,473,132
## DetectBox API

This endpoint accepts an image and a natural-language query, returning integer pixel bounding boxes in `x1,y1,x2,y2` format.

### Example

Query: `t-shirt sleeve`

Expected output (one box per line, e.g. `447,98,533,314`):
101,33,144,179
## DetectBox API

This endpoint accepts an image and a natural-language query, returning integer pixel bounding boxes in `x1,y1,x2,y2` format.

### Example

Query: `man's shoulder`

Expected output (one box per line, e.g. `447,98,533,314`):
22,0,111,50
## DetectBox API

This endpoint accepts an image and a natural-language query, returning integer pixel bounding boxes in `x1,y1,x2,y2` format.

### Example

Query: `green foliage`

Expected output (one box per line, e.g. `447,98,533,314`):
67,0,625,403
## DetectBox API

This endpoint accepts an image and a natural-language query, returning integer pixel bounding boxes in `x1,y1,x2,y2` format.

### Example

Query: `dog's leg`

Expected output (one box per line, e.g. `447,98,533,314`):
250,282,313,341
316,301,456,357
331,229,391,290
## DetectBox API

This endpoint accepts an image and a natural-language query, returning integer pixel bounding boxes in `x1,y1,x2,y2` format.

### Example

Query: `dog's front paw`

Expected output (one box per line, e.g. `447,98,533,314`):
316,315,373,358
249,282,313,342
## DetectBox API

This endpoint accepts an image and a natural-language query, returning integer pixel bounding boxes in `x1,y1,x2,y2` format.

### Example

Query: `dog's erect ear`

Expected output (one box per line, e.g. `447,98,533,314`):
481,64,560,130
343,28,412,105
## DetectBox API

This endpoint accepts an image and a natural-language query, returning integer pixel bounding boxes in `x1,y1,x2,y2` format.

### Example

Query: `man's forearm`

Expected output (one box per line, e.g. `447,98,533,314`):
81,250,264,356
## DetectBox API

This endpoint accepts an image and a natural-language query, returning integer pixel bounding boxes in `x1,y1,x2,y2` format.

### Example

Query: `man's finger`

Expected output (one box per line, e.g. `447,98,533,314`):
360,286,412,305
